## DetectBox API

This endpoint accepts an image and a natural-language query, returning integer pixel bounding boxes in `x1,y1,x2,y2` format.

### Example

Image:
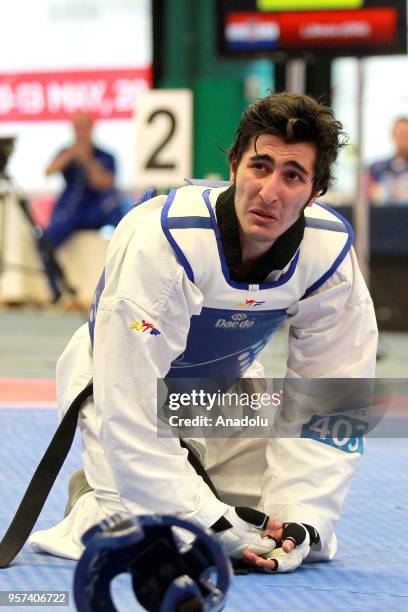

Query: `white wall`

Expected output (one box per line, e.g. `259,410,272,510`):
0,0,152,193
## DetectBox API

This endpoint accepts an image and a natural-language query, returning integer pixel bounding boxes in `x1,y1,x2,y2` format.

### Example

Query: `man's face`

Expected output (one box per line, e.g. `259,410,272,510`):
393,120,408,158
230,133,317,261
72,113,93,143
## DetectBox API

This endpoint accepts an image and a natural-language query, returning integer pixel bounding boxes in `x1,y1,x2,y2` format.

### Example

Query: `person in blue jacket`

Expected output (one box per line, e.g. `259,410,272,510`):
368,116,408,205
44,112,123,248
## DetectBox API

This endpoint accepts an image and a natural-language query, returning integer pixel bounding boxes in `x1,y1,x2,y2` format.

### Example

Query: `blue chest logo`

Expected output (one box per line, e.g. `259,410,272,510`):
167,306,287,378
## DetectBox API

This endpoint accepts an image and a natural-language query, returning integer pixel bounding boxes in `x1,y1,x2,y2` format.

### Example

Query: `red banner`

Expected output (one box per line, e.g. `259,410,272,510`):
0,67,152,122
227,7,397,48
280,8,397,47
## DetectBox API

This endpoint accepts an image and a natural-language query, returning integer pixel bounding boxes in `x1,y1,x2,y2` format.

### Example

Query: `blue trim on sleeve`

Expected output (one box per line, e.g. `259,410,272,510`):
160,190,195,283
88,268,106,348
167,216,213,229
316,203,355,239
202,189,300,291
305,218,348,233
302,204,354,298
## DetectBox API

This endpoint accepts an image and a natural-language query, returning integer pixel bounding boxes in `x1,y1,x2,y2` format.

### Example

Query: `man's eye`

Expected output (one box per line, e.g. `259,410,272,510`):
286,171,302,181
251,162,266,171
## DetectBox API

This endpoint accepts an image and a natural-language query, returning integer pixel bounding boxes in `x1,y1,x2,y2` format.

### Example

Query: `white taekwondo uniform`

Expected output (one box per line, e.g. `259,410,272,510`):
29,184,378,561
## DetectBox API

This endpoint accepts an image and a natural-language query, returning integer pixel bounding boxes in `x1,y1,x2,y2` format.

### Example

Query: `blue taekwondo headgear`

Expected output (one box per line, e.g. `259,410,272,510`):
74,513,232,612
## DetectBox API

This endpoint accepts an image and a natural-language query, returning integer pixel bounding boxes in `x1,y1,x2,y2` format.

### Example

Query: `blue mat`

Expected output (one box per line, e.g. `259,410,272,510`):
0,408,407,611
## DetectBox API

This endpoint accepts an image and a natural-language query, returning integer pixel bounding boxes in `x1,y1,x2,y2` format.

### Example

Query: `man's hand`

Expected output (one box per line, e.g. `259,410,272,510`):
212,506,282,558
70,142,93,164
242,523,320,573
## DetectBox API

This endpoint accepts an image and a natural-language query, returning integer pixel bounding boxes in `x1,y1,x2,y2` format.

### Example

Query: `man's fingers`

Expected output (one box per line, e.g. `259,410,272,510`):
282,539,295,553
242,549,258,564
242,549,278,571
255,557,278,572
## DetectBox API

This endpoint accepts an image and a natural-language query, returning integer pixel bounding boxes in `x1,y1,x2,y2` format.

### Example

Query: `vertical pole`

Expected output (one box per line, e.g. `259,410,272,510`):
354,58,370,284
285,58,306,94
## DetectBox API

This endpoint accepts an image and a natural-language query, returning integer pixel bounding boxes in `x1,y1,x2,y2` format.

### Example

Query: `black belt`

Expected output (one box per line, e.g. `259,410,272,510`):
0,383,222,569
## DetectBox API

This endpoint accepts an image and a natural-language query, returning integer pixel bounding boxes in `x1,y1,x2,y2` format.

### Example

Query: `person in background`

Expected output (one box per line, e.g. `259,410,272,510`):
44,112,124,248
368,117,408,206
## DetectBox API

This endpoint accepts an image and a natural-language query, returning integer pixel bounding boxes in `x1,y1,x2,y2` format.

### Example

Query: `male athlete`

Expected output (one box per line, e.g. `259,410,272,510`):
30,93,378,573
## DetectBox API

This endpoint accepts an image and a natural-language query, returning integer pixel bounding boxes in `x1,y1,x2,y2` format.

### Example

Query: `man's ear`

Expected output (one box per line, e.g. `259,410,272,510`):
229,159,237,182
306,191,319,207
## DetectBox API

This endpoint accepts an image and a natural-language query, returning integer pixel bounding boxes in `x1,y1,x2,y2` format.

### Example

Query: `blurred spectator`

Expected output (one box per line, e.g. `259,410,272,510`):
368,117,408,206
44,112,124,248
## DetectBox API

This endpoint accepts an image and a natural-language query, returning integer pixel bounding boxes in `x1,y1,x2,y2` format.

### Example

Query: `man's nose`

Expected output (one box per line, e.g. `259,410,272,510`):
259,173,280,204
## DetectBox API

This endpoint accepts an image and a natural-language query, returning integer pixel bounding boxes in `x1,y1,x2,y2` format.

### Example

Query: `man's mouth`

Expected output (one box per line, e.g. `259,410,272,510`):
249,208,278,222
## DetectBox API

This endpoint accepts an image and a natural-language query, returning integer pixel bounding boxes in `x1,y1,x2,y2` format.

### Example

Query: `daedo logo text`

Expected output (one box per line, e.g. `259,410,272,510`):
215,312,255,329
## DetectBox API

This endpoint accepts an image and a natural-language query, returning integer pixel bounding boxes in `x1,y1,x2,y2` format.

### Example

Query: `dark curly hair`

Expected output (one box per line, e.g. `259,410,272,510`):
229,92,348,196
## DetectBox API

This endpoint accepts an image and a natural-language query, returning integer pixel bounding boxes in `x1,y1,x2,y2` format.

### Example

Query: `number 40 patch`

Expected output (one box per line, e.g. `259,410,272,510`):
301,414,368,454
